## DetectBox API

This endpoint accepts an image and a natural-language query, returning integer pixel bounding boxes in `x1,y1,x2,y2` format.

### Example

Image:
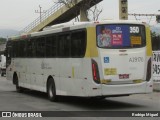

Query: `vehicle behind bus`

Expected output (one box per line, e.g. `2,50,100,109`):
0,55,6,76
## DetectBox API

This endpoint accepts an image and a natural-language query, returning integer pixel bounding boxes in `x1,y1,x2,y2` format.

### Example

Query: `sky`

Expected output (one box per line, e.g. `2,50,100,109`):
0,0,160,31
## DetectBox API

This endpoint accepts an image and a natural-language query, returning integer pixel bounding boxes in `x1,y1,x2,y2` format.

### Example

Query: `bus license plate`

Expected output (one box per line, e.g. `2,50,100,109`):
119,74,129,79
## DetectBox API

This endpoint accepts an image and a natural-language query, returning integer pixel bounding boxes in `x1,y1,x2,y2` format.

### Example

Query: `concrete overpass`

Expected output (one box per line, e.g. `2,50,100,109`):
21,0,103,34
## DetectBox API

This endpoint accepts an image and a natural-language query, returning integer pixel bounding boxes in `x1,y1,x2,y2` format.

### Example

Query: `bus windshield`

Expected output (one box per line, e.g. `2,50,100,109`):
96,24,146,49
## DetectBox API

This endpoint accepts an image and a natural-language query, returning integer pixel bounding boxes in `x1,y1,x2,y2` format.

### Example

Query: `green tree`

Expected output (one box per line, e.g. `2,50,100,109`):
151,31,160,51
151,31,157,37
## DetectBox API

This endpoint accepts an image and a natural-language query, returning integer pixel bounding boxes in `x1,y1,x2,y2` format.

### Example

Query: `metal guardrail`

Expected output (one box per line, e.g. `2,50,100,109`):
21,3,64,34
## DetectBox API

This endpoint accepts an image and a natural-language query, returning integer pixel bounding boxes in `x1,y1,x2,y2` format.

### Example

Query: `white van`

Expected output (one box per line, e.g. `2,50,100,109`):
0,55,6,76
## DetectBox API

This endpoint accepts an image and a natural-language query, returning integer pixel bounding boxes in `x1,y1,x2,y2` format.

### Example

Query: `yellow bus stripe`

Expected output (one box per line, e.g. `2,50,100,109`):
85,27,98,57
146,26,152,56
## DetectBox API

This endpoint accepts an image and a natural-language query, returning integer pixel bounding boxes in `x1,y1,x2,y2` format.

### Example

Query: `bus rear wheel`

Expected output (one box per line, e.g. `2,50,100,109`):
47,78,58,102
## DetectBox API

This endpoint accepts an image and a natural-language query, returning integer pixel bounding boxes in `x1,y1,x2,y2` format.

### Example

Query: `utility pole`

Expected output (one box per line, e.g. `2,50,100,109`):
119,0,128,20
35,5,46,22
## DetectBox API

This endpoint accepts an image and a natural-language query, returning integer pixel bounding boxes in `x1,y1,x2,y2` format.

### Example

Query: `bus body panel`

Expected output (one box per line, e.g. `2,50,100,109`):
99,48,146,82
146,26,152,56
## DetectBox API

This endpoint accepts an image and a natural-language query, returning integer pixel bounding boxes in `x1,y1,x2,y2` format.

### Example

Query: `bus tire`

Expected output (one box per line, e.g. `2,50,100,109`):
14,74,23,93
47,78,58,102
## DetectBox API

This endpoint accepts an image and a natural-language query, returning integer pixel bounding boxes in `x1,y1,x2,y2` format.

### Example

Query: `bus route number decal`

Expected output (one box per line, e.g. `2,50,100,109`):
130,27,139,33
129,57,143,63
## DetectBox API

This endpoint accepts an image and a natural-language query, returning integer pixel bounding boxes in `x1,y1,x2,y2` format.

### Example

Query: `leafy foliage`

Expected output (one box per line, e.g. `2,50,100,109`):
151,32,160,51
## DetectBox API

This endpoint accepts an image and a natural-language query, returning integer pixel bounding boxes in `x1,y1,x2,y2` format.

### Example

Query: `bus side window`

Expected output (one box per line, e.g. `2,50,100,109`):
58,33,71,58
27,39,36,58
6,41,13,67
71,30,86,58
12,41,19,58
19,40,26,58
46,35,57,58
36,37,45,58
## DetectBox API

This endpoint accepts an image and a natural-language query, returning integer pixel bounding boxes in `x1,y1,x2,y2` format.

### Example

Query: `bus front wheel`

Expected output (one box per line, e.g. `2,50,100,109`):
14,74,23,93
47,78,58,102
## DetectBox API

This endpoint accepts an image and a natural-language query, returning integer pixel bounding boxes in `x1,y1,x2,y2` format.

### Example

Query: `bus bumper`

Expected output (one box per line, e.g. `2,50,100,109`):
100,81,153,96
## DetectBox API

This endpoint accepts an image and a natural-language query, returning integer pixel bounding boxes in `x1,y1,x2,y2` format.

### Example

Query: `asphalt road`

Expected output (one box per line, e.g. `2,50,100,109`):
0,76,159,119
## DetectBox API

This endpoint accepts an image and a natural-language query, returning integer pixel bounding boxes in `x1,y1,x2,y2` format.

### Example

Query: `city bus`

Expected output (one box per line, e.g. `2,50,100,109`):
6,20,153,101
